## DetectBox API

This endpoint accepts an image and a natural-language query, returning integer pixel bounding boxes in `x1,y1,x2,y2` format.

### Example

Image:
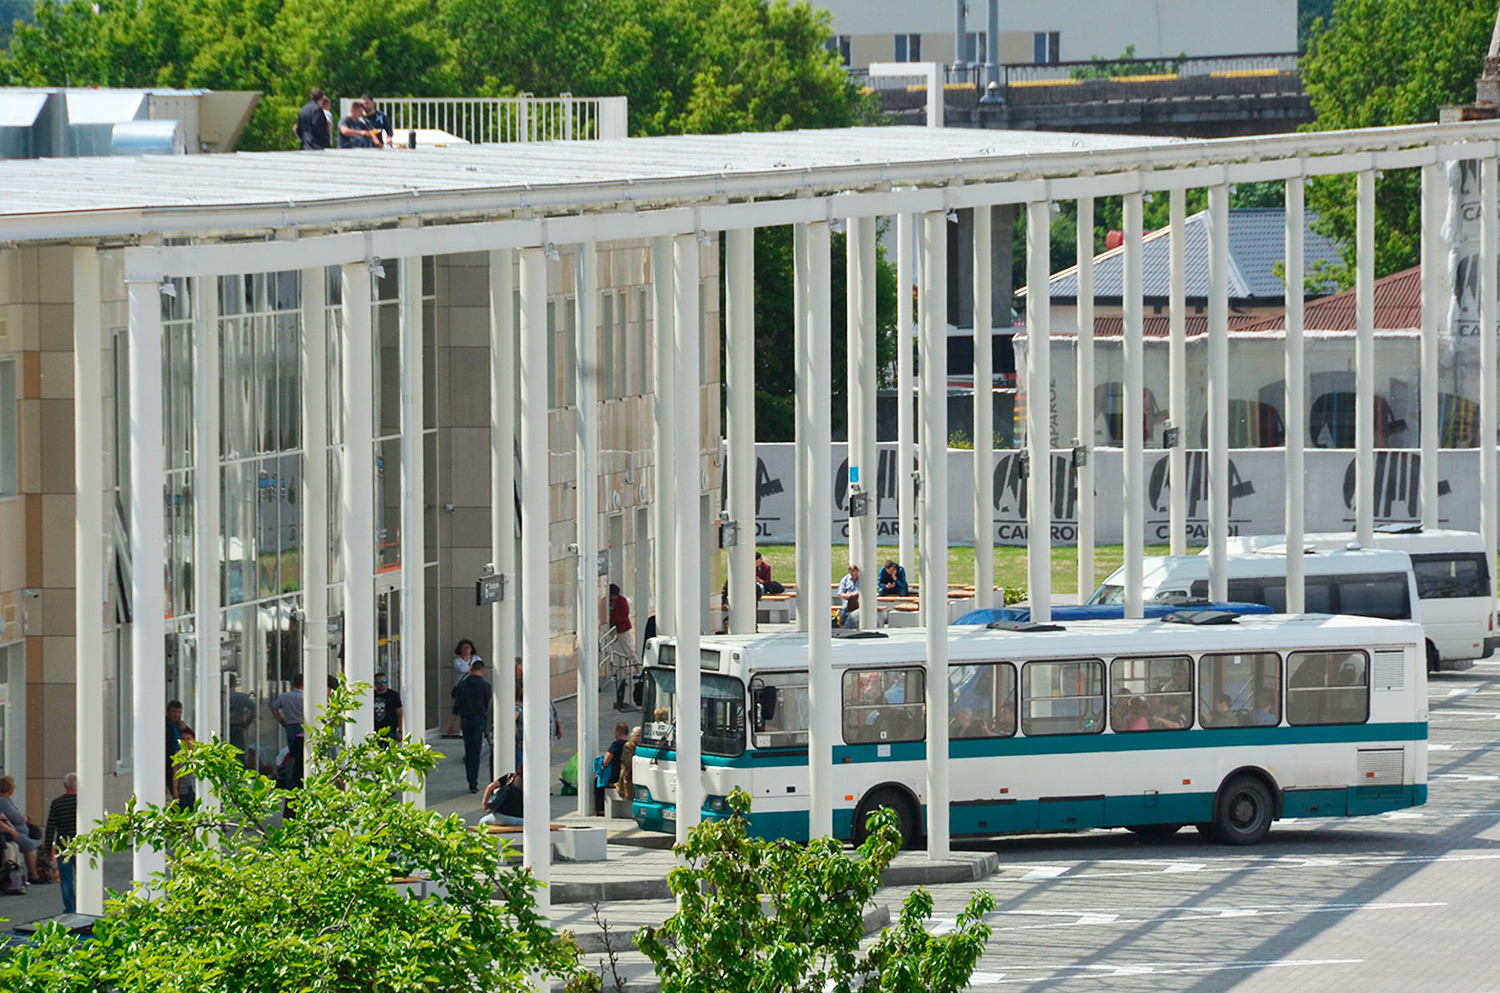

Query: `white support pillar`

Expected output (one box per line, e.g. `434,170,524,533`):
1285,177,1307,614
972,207,995,608
1122,193,1145,620
804,221,836,841
575,243,601,817
518,246,552,906
919,210,950,859
1355,170,1376,546
340,262,376,738
896,214,916,583
726,228,756,634
1025,201,1052,623
1421,163,1442,529
651,237,678,635
1482,158,1498,637
127,276,167,884
794,224,812,633
192,272,221,759
849,215,879,628
490,249,519,776
1168,188,1188,557
1076,197,1096,599
399,252,426,793
301,268,330,747
73,246,106,914
1206,185,1231,602
672,233,704,839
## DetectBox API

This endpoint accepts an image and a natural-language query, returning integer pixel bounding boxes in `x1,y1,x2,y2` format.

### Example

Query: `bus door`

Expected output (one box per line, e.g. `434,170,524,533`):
747,671,811,828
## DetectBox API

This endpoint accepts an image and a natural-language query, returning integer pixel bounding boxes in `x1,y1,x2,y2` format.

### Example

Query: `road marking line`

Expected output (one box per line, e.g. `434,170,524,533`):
982,901,1442,933
1020,865,1069,880
965,958,1364,986
1431,773,1499,782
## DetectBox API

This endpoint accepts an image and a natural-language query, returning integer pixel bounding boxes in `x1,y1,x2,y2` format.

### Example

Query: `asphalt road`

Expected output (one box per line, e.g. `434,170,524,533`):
892,656,1500,993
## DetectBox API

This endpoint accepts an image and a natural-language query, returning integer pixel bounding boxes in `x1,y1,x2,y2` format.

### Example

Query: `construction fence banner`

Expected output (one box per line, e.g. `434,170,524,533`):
749,443,1491,547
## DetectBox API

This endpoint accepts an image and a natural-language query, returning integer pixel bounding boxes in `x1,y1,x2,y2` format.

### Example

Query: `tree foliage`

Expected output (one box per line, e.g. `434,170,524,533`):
1070,44,1186,80
635,788,995,993
0,679,585,993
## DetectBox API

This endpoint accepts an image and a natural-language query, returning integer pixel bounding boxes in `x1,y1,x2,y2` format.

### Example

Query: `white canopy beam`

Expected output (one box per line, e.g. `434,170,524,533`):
803,221,835,840
652,237,678,635
1421,163,1442,529
726,228,756,634
301,267,330,753
897,213,917,588
1355,171,1376,545
973,207,995,609
919,209,950,859
1206,185,1231,602
575,243,601,817
399,250,426,795
1025,200,1052,622
490,249,519,775
1482,159,1498,642
848,215,879,628
1122,192,1145,620
672,233,704,840
1285,177,1307,614
1075,197,1095,599
1168,188,1188,557
340,262,376,738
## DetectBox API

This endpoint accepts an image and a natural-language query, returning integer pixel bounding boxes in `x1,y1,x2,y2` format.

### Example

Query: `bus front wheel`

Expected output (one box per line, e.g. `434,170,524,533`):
854,788,918,849
1205,774,1274,845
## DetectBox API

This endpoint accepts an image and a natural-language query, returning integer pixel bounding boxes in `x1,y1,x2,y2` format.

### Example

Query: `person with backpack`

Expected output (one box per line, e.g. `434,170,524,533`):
478,768,525,827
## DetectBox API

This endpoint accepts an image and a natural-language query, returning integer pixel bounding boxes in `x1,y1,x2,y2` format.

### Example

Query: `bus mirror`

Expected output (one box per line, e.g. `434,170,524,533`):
758,686,778,723
632,674,645,707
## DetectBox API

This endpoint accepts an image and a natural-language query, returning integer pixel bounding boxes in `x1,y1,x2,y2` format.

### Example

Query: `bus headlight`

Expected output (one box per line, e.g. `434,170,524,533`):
705,794,728,813
634,786,652,802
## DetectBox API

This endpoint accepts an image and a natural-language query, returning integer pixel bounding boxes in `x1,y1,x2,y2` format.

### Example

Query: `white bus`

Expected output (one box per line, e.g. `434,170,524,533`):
1211,528,1494,671
631,614,1427,846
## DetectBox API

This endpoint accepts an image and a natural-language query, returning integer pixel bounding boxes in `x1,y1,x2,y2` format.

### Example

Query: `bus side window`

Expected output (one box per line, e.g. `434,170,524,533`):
1021,659,1105,736
1110,656,1192,732
1199,652,1281,728
1412,553,1488,599
949,662,1017,738
841,668,926,744
1287,651,1369,725
750,671,809,747
1334,573,1410,620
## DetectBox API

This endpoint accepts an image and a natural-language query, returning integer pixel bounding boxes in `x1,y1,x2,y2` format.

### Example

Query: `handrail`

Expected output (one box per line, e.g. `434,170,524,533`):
348,95,629,144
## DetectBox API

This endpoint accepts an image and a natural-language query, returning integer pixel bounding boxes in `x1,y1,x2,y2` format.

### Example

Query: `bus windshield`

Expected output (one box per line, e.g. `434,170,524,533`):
640,664,746,757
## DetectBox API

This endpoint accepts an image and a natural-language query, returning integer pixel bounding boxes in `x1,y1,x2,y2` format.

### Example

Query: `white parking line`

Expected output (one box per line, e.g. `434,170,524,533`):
964,958,1364,986
981,901,1443,933
995,850,1500,883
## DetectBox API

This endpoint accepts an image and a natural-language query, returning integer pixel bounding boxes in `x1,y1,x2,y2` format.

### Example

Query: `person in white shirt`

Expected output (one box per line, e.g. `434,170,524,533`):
837,564,861,629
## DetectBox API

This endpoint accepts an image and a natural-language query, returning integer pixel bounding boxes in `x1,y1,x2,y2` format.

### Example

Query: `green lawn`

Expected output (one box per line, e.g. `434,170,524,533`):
755,544,1195,597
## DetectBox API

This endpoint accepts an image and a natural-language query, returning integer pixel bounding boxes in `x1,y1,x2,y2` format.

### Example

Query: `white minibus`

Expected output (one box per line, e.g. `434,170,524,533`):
631,614,1427,846
1211,528,1493,671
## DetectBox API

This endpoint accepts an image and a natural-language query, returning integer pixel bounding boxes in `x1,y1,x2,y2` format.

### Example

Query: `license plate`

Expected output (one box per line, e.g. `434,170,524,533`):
662,807,676,821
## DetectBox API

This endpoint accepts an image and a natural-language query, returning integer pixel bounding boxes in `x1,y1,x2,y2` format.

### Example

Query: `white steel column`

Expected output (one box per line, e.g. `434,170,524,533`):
849,215,879,628
575,243,601,817
972,207,995,608
897,213,916,581
72,246,106,914
672,233,703,839
1481,159,1498,634
1076,197,1096,598
1206,185,1231,602
726,228,756,634
490,249,519,775
518,246,552,905
1122,193,1146,619
127,276,167,883
340,262,376,737
1421,164,1442,529
794,224,811,633
651,237,678,635
300,269,330,743
1168,188,1188,557
192,273,221,755
1025,201,1052,622
399,252,426,786
804,221,836,840
1355,170,1376,546
1285,177,1307,613
919,210,950,858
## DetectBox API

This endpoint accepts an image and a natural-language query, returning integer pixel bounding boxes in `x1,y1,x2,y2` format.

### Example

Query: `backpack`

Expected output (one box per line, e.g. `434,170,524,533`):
0,840,25,895
485,773,517,813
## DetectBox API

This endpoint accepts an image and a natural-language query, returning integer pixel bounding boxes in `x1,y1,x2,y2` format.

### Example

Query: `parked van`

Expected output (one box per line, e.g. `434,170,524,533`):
1211,527,1494,671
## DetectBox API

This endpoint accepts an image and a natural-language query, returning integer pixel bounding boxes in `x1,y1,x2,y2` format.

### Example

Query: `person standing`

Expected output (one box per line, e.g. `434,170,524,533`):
166,700,186,797
615,726,641,804
452,659,492,793
294,87,332,150
43,774,77,914
271,676,306,790
173,729,198,809
360,94,393,145
608,584,632,636
373,672,404,744
227,674,256,760
595,722,629,816
446,640,481,736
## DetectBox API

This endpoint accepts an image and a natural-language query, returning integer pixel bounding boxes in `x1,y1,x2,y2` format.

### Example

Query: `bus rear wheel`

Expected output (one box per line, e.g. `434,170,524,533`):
1208,774,1274,846
1126,823,1183,841
853,788,917,849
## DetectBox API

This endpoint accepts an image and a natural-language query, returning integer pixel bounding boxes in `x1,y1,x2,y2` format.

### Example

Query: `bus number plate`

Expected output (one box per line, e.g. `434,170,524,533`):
662,807,676,821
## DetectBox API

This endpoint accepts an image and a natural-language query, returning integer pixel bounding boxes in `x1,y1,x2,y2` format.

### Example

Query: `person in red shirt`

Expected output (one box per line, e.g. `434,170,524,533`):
608,584,632,635
755,551,772,586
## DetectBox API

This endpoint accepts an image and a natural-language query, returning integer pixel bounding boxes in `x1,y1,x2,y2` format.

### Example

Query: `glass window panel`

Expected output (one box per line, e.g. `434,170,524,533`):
841,668,926,744
277,312,301,451
275,271,299,312
601,292,616,402
325,308,343,446
423,438,438,563
1021,659,1105,736
218,274,245,317
749,671,808,746
221,460,254,605
1287,651,1369,725
948,663,1017,738
423,299,438,430
376,258,400,301
637,286,651,396
0,361,16,496
422,256,435,297
1110,656,1192,732
1199,652,1280,727
256,458,280,599
325,265,342,307
256,314,279,454
277,453,301,594
327,448,343,587
1412,554,1489,599
377,438,402,572
1335,574,1411,619
376,304,401,437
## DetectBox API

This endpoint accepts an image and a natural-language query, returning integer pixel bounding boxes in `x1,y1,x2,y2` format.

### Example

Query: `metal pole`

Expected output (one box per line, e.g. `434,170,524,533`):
300,267,330,758
575,244,600,817
73,247,106,914
399,252,426,799
1482,158,1498,642
491,249,518,776
1285,177,1307,614
986,0,1000,88
919,209,950,859
191,272,221,761
973,207,995,608
127,277,167,884
804,221,836,839
340,262,376,738
1207,185,1230,601
954,0,968,67
1123,191,1145,620
1421,163,1442,529
1076,197,1095,599
849,215,879,628
672,233,703,839
652,237,677,635
1168,188,1188,557
726,228,756,634
897,214,917,585
1025,200,1052,623
1355,170,1376,546
518,246,551,909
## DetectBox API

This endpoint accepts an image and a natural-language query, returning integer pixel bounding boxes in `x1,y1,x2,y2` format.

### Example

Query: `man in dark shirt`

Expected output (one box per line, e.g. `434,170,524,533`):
452,659,492,792
360,94,393,144
372,672,404,744
294,87,332,150
44,773,78,915
338,99,378,148
595,722,629,815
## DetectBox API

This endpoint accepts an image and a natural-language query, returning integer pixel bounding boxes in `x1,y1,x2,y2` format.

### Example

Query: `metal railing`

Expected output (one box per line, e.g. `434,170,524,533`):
348,95,629,144
850,52,1300,91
